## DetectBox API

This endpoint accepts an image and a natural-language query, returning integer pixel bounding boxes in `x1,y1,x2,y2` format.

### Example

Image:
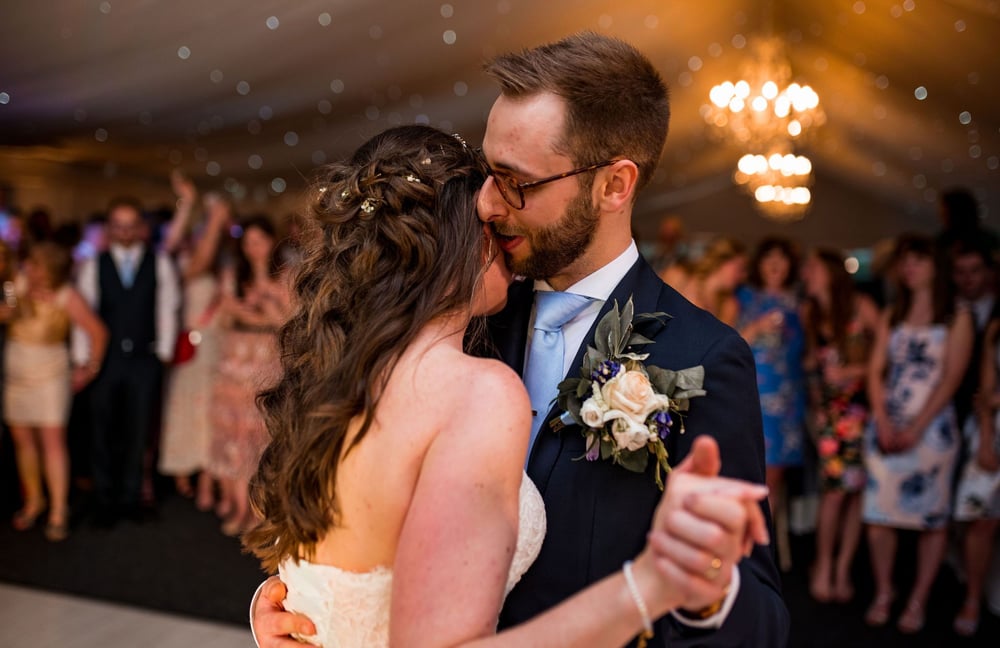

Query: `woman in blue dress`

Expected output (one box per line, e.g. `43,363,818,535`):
738,237,807,516
862,234,973,633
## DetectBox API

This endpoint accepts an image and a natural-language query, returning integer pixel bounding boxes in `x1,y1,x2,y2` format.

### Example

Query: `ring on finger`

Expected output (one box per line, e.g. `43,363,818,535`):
704,556,723,580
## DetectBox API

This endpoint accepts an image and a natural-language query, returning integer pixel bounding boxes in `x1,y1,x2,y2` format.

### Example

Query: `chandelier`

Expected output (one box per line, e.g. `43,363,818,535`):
702,36,824,221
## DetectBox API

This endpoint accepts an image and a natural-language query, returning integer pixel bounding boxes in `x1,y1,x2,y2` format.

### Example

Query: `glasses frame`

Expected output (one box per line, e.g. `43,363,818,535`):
473,148,617,210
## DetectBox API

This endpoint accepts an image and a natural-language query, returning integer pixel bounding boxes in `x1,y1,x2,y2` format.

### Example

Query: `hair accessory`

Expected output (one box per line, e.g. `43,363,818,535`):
340,188,351,200
405,173,422,184
360,197,380,214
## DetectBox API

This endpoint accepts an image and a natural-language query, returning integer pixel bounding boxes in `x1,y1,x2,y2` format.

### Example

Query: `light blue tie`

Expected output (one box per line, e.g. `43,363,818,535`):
524,290,593,458
119,253,136,289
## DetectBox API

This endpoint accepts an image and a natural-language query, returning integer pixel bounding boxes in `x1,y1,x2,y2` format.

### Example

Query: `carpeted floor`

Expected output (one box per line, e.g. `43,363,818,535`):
1,435,998,646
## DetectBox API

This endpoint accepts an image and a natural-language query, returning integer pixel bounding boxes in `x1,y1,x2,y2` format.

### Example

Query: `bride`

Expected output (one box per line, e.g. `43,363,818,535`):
244,125,769,647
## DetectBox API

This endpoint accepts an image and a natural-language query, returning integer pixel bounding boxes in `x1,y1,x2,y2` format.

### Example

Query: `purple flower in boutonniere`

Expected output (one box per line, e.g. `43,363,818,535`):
556,297,707,490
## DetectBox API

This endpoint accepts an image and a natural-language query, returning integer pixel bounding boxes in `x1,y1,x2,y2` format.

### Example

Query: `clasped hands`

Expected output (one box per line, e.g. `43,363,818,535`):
632,435,770,617
873,413,920,455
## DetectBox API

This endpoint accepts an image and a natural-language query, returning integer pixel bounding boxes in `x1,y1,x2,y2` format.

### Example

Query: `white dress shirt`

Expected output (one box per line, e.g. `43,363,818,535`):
72,243,181,365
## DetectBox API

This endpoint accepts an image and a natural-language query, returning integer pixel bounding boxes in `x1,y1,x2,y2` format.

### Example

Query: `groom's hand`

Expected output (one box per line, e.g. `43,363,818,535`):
252,576,316,648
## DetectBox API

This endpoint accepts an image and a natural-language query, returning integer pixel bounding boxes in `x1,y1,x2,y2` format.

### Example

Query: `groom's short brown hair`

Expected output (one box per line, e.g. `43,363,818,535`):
484,31,670,193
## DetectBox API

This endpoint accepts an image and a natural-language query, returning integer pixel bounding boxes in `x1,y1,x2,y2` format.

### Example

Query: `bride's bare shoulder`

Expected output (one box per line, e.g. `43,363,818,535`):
413,353,531,448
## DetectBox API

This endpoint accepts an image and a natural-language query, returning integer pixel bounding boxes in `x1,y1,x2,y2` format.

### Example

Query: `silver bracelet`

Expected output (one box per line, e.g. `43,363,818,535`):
622,560,654,636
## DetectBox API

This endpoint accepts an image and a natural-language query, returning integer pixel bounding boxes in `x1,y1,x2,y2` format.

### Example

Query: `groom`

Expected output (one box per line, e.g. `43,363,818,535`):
254,32,788,646
477,33,787,645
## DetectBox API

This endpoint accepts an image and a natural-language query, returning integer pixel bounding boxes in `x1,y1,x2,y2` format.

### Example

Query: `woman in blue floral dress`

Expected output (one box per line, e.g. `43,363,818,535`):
862,235,973,633
738,238,806,513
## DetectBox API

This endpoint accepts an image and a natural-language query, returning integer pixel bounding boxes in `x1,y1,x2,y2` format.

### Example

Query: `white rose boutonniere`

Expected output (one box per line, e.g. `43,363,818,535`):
557,298,707,489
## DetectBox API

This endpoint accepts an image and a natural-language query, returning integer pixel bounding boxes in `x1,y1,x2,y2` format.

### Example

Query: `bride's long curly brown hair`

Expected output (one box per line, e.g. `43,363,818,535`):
245,126,487,572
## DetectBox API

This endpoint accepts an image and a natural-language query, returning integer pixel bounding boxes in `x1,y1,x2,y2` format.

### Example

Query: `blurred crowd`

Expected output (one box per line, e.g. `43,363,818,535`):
641,187,1000,637
2,176,999,638
1,171,300,544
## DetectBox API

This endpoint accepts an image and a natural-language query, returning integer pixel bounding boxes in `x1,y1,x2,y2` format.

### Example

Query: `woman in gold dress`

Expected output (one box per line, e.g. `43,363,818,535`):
4,242,107,540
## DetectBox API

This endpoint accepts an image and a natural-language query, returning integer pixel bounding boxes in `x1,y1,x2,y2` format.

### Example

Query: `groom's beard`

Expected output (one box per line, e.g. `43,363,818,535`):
498,188,600,281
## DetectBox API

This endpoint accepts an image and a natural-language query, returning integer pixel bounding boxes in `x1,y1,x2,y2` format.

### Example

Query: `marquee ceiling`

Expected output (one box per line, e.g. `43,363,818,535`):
1,0,997,222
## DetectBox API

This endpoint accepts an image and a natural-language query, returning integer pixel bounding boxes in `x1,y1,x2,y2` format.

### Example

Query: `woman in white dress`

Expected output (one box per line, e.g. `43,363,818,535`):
244,126,769,647
862,234,973,633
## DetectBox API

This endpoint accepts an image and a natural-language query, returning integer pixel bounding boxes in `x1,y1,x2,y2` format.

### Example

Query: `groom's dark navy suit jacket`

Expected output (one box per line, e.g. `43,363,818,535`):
490,256,789,647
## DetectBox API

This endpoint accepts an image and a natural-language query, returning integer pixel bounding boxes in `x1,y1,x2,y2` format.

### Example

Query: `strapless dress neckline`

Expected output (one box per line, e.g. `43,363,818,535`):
278,472,546,647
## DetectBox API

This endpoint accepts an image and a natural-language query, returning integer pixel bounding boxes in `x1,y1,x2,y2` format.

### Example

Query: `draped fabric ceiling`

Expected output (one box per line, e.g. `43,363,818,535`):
1,0,998,228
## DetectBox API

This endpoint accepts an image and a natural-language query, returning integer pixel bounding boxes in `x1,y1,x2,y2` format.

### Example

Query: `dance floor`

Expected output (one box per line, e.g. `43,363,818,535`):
0,583,252,647
0,467,997,647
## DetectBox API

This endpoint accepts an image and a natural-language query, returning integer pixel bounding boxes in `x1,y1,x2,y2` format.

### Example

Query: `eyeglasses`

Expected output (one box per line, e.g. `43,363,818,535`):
472,148,616,210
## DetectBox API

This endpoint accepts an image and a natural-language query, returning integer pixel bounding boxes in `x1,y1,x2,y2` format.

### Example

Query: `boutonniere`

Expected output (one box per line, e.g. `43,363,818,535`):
556,297,707,489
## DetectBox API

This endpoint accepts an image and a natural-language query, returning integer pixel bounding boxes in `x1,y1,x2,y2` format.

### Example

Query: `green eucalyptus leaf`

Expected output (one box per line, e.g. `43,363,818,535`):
627,332,655,347
635,311,671,325
584,346,604,376
646,365,678,395
673,365,706,390
617,448,649,473
595,307,617,356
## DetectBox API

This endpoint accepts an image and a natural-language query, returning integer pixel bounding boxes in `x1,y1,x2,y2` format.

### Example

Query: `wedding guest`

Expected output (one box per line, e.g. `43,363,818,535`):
159,179,234,509
74,197,181,525
667,237,746,326
951,307,1000,636
863,234,973,633
949,238,996,429
737,237,806,521
801,248,879,602
209,215,288,536
644,214,686,275
936,187,999,258
5,242,107,540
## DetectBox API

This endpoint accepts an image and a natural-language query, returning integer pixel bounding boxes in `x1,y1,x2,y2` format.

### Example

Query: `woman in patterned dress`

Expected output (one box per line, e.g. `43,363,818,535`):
801,248,879,602
862,234,973,633
952,310,1000,636
209,216,289,536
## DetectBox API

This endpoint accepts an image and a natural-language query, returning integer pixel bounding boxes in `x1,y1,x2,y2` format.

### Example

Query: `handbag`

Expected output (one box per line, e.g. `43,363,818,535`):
173,329,200,365
172,298,219,366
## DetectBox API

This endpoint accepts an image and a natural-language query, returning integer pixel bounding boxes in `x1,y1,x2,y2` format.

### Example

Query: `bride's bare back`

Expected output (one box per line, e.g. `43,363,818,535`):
307,325,531,575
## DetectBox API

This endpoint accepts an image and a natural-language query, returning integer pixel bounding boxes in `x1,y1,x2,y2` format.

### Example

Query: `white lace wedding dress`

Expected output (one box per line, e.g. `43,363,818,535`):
278,473,546,647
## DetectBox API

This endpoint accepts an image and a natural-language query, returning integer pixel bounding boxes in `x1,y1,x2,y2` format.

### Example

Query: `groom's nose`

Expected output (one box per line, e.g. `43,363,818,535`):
477,176,509,224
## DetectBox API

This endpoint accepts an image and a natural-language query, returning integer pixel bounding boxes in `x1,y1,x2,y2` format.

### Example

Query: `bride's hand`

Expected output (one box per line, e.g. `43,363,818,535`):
671,435,771,554
251,575,316,648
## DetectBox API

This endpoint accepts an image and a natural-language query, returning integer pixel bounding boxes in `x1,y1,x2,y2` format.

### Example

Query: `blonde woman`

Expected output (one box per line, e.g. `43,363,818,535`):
5,242,107,540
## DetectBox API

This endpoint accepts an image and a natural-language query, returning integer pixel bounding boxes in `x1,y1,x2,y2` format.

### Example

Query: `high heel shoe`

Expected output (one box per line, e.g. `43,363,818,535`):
12,501,47,531
44,519,69,542
864,591,895,627
953,600,980,637
897,599,925,634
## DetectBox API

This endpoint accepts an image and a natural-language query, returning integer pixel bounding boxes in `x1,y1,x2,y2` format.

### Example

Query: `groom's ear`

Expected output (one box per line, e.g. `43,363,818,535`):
594,159,639,213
